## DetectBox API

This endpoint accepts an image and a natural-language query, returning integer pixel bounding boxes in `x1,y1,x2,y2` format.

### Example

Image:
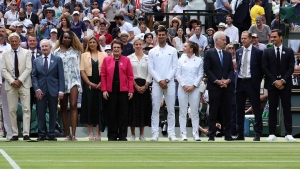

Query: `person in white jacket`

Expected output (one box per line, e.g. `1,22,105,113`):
176,41,203,141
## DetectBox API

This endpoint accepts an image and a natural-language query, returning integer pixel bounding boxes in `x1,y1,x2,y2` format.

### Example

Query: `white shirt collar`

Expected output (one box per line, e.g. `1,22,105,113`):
244,44,253,51
274,44,283,51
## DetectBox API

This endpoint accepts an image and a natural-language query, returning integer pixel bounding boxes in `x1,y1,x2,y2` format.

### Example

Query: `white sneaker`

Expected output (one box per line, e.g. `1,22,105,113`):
265,135,277,142
168,135,178,141
150,134,158,141
181,134,188,141
285,135,297,142
130,135,136,141
193,133,201,141
139,136,146,141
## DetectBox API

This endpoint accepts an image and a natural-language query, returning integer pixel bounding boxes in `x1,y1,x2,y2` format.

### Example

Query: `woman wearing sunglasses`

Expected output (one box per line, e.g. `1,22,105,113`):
4,1,19,29
225,43,236,60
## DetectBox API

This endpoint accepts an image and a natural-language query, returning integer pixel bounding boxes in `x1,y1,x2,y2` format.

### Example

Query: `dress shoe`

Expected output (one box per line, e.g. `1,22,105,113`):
285,135,297,142
208,137,215,141
234,134,245,141
37,136,46,141
225,136,233,141
253,134,260,141
118,138,128,141
10,136,19,141
48,136,57,141
23,135,31,141
265,134,277,142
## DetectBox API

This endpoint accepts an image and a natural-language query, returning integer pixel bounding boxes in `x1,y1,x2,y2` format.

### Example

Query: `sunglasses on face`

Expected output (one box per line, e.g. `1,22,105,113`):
11,4,17,6
256,20,261,22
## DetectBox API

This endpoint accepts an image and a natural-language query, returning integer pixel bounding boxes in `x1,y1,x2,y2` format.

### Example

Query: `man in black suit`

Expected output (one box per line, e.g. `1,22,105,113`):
204,31,234,141
234,31,263,141
262,29,297,142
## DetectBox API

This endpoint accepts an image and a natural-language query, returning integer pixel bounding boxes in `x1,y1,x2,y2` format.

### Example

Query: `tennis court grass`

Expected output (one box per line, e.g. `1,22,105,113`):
0,137,299,169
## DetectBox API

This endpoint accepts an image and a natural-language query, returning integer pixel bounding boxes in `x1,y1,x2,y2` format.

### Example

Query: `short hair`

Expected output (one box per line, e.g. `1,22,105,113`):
92,9,100,13
195,25,202,29
213,31,226,42
271,29,283,37
28,34,38,40
226,14,233,19
40,39,51,47
113,14,124,21
157,25,167,34
111,40,124,50
99,35,106,40
241,31,252,38
144,33,153,42
8,32,20,41
255,0,260,3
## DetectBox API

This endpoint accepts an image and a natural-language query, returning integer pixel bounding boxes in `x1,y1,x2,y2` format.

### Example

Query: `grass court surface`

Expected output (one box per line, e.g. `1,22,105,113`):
0,137,299,169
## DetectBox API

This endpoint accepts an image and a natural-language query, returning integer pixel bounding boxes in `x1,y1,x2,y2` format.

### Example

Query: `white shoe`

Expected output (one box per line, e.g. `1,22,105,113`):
193,133,201,141
181,134,188,141
150,134,158,141
265,135,277,142
168,135,178,141
285,135,297,142
139,136,146,141
130,135,136,141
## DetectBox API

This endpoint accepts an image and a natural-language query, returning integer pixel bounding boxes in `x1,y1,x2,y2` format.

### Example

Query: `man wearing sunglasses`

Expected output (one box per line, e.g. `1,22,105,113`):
39,8,59,39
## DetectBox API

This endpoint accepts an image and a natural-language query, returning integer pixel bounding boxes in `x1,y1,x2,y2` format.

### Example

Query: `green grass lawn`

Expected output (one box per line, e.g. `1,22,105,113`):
0,138,300,169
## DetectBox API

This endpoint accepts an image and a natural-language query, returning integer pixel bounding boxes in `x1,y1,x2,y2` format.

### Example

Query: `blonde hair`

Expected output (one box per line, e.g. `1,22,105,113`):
225,43,236,57
54,31,83,53
92,9,100,13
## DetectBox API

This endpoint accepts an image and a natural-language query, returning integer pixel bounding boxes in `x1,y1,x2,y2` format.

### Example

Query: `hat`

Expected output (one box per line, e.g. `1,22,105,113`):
83,17,90,22
91,17,103,26
206,28,215,34
50,28,58,33
169,17,181,26
187,18,201,28
26,24,34,28
72,11,80,15
216,22,227,28
25,2,33,6
118,31,130,37
15,22,23,27
251,33,258,38
45,8,55,12
105,45,111,51
138,16,144,20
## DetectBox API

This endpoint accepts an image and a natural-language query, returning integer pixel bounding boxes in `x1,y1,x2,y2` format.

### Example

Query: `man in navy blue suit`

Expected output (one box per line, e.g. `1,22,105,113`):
32,39,65,141
204,31,234,141
234,31,263,141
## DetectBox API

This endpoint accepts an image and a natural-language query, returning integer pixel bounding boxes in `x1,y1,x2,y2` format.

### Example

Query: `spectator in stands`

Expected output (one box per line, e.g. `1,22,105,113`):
49,28,58,52
127,37,152,141
134,23,148,37
104,44,112,56
4,1,19,29
64,0,84,14
10,11,33,36
82,17,94,38
206,28,215,48
101,40,134,141
80,37,107,141
170,0,188,24
251,33,266,51
57,4,70,22
85,0,97,18
119,31,135,56
216,22,230,45
51,0,63,19
53,31,83,141
250,0,268,22
172,27,186,52
89,8,101,20
224,14,239,43
189,25,208,52
13,22,26,41
102,0,121,34
248,16,271,44
25,2,39,34
74,3,85,21
114,14,134,44
225,43,236,59
133,16,150,36
143,33,154,54
289,40,300,53
168,17,181,40
96,22,113,44
250,0,266,25
186,19,201,38
99,35,107,52
57,15,72,39
270,10,285,32
91,17,103,35
215,0,232,25
119,0,134,24
39,8,59,39
20,0,42,17
71,11,87,40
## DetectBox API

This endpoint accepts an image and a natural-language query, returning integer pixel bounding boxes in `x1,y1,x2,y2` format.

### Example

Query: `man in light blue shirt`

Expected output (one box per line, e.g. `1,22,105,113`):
39,8,59,39
189,25,208,51
215,0,232,25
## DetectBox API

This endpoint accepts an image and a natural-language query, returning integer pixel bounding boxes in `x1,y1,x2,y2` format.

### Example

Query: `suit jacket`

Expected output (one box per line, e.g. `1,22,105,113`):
233,0,251,30
262,46,295,90
235,46,263,91
1,47,32,90
101,55,134,93
32,54,65,97
204,48,234,91
80,51,108,76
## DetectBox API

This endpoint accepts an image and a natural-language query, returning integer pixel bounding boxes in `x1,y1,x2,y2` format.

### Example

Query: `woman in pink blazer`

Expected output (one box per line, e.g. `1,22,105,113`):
101,40,134,141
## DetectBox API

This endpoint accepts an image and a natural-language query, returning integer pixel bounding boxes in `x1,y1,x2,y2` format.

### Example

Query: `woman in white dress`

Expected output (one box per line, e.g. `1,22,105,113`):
54,31,83,141
176,41,203,141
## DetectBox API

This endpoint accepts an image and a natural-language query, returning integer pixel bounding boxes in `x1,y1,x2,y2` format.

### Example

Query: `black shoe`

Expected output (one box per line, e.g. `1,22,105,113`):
253,134,260,141
10,136,19,141
48,136,57,141
37,136,46,141
234,134,245,141
118,138,128,141
208,137,215,141
23,135,31,141
225,136,233,141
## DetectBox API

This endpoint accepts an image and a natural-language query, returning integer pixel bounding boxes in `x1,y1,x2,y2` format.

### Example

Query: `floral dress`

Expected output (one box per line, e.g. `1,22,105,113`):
54,47,82,93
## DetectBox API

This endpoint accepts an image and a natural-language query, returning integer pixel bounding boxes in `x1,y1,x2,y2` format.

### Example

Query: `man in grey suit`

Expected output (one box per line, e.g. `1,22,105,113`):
32,39,65,141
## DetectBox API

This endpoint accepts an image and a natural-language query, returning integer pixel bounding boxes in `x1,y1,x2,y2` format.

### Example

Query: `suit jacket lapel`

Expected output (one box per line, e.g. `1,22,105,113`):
36,50,42,58
237,49,243,73
213,48,222,68
272,47,277,65
38,56,45,74
9,49,14,68
250,46,255,68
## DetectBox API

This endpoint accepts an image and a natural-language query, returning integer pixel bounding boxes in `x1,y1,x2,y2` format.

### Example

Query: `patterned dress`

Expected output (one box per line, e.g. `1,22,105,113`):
54,47,82,93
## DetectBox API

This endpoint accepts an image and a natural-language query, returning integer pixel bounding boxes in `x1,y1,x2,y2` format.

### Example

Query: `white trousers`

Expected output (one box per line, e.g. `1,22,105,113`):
178,87,200,135
151,82,176,136
1,83,12,137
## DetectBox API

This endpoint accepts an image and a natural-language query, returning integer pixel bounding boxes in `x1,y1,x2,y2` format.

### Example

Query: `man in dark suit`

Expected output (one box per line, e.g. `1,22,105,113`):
262,29,297,142
32,39,65,141
234,31,263,141
204,31,234,141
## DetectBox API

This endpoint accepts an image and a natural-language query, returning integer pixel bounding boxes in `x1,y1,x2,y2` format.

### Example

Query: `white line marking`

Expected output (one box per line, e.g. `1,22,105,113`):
0,149,21,169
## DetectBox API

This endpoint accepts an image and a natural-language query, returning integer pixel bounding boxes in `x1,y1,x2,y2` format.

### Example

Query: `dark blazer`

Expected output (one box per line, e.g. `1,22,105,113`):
235,46,263,91
233,0,251,30
32,54,65,97
262,46,295,90
204,48,234,91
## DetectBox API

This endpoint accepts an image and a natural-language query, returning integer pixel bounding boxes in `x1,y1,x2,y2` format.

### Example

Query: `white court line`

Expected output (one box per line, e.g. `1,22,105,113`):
0,149,21,169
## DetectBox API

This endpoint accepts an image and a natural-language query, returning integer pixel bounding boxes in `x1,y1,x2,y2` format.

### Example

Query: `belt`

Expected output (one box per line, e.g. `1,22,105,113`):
238,78,251,81
216,9,229,13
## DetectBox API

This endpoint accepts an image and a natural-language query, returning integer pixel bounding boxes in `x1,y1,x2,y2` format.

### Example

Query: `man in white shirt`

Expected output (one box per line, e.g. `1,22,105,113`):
82,17,93,38
224,14,239,43
133,16,150,36
114,14,134,44
148,26,178,141
99,35,107,52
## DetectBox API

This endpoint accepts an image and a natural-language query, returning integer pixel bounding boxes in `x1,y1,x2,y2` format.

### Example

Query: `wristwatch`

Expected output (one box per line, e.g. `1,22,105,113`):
165,79,170,83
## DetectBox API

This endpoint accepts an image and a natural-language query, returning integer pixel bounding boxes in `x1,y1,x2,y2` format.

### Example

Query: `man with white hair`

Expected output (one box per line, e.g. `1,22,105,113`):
204,31,234,141
1,33,32,141
99,35,107,52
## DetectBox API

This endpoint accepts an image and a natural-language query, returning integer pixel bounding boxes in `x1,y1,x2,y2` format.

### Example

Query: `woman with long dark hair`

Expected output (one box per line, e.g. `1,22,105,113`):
57,16,72,39
172,27,186,52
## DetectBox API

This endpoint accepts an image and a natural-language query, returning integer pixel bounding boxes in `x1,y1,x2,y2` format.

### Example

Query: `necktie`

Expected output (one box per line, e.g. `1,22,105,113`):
28,15,30,19
31,51,35,63
277,47,280,77
242,49,248,77
14,50,19,78
44,56,48,73
219,51,223,67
